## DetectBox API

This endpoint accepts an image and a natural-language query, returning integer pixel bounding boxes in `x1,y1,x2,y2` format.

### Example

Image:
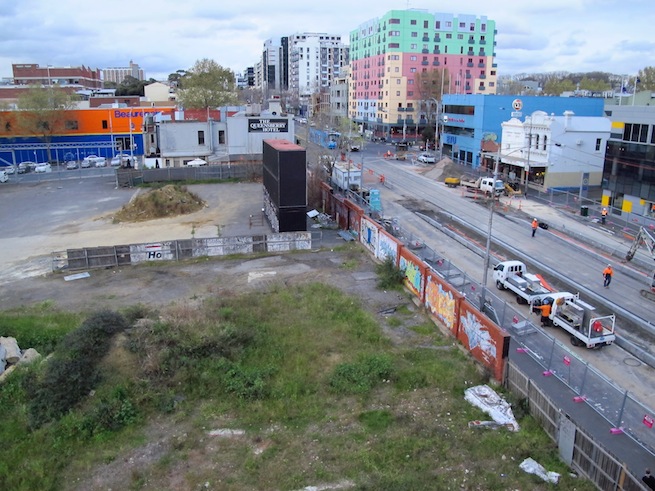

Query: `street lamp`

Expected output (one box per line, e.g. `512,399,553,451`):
46,64,52,87
426,97,439,152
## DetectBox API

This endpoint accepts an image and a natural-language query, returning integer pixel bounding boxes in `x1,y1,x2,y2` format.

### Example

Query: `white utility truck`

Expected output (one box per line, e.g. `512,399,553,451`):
460,175,504,196
493,260,553,304
533,292,616,349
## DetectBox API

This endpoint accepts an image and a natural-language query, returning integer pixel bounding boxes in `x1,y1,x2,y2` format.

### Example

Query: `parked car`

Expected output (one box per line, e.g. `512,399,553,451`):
95,159,107,168
3,165,15,175
34,163,52,173
80,159,92,168
17,161,36,174
66,161,79,170
417,153,436,164
0,170,7,183
82,155,106,167
110,154,130,167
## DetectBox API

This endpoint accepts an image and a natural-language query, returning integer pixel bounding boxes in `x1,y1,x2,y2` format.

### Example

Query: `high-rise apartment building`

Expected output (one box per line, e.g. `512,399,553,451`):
256,33,348,116
102,60,145,84
349,9,497,139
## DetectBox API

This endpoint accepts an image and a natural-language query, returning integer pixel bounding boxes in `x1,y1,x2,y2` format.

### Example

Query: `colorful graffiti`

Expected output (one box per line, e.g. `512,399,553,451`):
425,279,457,331
459,309,498,367
399,255,422,297
377,231,399,263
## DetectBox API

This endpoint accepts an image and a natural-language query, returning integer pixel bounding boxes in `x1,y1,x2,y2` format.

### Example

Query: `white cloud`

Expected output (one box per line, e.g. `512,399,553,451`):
0,0,652,81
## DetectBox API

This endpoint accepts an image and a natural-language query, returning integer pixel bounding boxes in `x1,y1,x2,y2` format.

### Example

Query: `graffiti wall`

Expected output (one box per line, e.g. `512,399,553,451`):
457,301,510,381
398,248,426,302
425,270,462,335
360,216,380,255
377,229,401,265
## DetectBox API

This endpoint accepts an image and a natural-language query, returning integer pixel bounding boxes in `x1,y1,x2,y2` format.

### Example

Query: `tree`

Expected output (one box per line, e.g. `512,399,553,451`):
115,76,156,96
637,66,655,91
16,86,79,162
177,59,238,111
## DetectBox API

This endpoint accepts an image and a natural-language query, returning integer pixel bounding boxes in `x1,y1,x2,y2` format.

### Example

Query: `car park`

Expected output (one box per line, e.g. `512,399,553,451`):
34,163,52,173
417,153,436,164
66,161,79,170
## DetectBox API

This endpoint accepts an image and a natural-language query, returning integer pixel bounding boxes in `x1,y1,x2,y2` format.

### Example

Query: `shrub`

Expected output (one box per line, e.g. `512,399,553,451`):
24,311,129,429
375,256,405,290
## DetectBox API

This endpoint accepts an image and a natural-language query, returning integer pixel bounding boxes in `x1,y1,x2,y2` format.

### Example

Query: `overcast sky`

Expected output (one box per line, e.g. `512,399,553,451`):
0,0,652,83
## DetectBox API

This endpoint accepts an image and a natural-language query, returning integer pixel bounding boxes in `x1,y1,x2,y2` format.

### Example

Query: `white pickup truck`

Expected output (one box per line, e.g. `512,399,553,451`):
493,260,553,304
533,292,616,349
460,175,504,196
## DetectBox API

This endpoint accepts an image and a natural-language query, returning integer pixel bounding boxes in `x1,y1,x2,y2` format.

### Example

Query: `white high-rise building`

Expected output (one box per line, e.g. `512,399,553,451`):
102,60,144,84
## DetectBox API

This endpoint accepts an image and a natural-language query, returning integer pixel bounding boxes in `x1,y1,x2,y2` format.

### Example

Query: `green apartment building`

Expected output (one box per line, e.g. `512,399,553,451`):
349,9,497,140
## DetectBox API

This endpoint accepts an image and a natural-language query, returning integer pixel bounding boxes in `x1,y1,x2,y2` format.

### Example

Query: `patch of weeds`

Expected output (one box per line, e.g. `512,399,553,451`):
358,409,394,432
386,316,403,328
329,353,393,394
375,257,405,290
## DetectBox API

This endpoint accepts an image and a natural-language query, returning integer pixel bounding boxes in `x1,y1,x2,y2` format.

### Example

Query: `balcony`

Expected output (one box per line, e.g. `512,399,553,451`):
479,74,486,79
479,40,486,45
432,61,440,66
478,51,486,57
478,62,485,68
433,48,440,54
467,62,474,67
421,61,429,65
421,49,429,53
478,86,486,91
468,38,475,44
377,118,384,123
434,35,441,42
465,73,471,79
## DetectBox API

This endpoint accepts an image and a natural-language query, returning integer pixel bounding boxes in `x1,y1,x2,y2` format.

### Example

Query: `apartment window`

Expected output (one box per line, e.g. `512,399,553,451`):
481,23,486,32
470,23,475,31
457,34,463,40
411,32,417,37
410,44,417,49
389,43,399,48
624,123,648,143
410,55,417,61
396,79,401,84
408,91,414,96
410,19,416,25
389,30,400,36
102,120,108,129
408,79,414,85
389,18,400,24
218,130,225,144
445,21,452,27
459,22,465,28
595,138,602,151
395,67,399,72
198,130,205,145
435,21,441,29
410,67,417,72
396,91,401,96
446,33,452,39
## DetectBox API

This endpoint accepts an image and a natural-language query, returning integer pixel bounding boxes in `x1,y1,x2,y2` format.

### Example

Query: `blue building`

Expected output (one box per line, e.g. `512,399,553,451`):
441,94,606,169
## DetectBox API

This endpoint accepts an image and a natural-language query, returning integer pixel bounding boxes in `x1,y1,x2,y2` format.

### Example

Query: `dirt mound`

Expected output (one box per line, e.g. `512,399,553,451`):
112,185,206,223
437,160,468,183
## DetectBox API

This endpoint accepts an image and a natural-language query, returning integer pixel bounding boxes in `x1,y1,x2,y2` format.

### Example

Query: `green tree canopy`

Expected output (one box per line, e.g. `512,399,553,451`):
637,66,655,91
177,59,238,110
16,86,79,161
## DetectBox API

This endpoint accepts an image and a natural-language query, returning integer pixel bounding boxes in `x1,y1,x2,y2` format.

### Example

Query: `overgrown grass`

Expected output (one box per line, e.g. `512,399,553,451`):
0,283,595,491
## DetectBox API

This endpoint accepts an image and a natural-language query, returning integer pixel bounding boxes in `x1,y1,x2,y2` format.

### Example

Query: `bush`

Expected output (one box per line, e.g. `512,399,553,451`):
24,311,129,429
375,257,405,290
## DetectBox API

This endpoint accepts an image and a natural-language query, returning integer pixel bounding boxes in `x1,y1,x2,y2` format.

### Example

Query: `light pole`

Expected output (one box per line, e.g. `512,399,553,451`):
46,64,52,86
426,97,439,152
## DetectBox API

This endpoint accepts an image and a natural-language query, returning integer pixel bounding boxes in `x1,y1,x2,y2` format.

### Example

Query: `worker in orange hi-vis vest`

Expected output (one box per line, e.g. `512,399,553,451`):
601,207,608,224
531,218,539,237
603,264,613,288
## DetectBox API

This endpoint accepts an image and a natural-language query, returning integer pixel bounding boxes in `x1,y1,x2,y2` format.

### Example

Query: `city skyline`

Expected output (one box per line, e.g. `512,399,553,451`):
0,0,652,82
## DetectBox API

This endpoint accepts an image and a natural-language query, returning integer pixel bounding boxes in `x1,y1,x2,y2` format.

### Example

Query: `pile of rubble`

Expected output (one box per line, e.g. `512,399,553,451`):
0,336,41,382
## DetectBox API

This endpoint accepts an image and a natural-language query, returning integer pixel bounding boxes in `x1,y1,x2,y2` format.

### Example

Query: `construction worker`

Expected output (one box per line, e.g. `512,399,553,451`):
601,207,608,224
531,218,539,237
537,302,552,326
603,264,613,288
